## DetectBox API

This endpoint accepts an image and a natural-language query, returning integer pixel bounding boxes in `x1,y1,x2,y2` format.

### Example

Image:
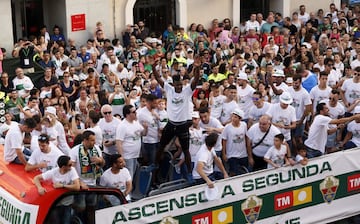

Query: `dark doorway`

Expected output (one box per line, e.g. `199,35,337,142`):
240,0,270,22
133,0,176,35
12,0,44,42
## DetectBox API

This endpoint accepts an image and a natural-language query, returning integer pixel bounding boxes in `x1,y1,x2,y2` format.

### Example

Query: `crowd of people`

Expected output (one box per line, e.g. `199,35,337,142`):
2,2,360,201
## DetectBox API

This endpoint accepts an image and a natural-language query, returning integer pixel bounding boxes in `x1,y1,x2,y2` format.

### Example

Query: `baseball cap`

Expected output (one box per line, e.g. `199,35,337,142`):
279,92,293,105
286,77,293,84
232,108,245,118
237,72,248,81
272,70,285,77
45,106,58,118
191,111,200,119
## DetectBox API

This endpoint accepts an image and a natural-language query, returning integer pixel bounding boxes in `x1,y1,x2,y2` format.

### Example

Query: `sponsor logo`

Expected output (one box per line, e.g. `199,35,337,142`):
192,206,233,224
320,176,339,203
241,195,262,224
274,186,312,211
347,173,360,192
160,216,179,224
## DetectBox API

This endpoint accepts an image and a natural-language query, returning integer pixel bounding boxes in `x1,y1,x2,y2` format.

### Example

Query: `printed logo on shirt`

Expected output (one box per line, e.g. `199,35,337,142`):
171,97,184,105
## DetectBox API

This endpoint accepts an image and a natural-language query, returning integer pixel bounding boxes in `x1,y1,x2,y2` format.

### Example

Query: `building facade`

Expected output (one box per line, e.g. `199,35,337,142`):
1,0,342,55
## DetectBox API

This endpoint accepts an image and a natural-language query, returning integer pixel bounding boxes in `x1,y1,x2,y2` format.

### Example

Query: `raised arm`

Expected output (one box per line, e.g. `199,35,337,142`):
152,62,164,88
190,56,201,91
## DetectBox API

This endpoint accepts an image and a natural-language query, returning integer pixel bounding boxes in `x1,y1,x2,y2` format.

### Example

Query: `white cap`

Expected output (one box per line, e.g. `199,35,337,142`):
354,106,360,114
237,72,248,81
272,70,285,77
302,42,311,49
191,111,200,119
286,77,293,84
232,108,245,118
45,106,57,118
279,92,293,105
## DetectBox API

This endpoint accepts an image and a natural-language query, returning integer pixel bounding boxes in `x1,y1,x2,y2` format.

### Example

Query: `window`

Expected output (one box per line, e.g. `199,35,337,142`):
44,190,126,224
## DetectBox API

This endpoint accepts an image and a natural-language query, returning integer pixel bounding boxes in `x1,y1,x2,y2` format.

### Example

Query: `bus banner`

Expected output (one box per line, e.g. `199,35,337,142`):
95,148,360,224
0,187,39,224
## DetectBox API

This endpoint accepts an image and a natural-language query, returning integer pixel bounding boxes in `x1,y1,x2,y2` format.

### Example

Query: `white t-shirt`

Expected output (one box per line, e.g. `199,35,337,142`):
248,102,271,124
200,117,224,152
210,95,226,120
100,167,132,201
264,144,288,168
220,100,239,125
245,20,261,32
164,82,193,122
247,123,281,157
189,127,205,162
192,144,217,179
266,103,296,141
115,119,144,159
298,12,310,24
295,154,306,163
347,121,360,146
54,121,70,155
304,115,332,153
341,79,360,112
28,145,64,173
156,109,168,130
4,125,23,162
269,82,289,104
69,144,103,185
42,166,79,206
99,117,121,154
310,85,332,112
222,122,248,159
350,59,360,70
327,102,345,119
327,69,342,87
288,87,312,121
87,125,103,147
42,167,79,184
137,107,159,144
237,85,255,119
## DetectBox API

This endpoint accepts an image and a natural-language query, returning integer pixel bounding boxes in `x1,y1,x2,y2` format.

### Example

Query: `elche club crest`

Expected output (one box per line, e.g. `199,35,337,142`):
241,195,263,224
320,175,339,203
160,216,179,224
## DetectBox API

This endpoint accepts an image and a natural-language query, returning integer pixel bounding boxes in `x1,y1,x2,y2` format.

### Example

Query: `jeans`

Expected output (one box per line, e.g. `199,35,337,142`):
344,141,357,150
125,158,138,179
228,157,248,176
305,145,323,158
142,143,159,165
12,147,32,164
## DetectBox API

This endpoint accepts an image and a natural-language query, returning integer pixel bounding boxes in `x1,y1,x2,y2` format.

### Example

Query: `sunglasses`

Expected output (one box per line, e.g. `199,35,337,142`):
130,110,136,114
252,97,260,101
38,135,48,141
103,111,112,115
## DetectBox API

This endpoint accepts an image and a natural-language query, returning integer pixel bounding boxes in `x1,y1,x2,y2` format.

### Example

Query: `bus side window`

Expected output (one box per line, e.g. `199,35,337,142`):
44,191,125,224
